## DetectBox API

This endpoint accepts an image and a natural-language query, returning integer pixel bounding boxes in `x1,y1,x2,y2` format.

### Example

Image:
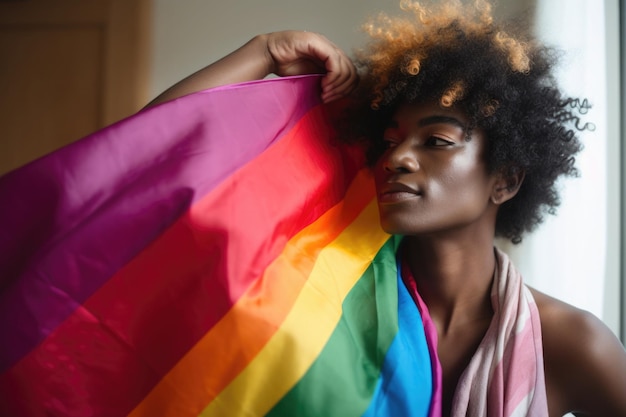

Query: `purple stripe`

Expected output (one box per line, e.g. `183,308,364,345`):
0,75,322,371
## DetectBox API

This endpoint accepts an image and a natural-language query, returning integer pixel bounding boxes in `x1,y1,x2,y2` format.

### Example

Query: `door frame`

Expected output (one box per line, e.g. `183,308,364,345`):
0,0,152,125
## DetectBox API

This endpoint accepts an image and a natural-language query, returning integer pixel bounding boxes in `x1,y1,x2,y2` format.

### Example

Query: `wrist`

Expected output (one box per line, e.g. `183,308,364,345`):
250,33,276,77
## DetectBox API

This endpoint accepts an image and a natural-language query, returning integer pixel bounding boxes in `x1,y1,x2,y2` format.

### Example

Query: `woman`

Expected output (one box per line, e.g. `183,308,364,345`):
147,1,626,415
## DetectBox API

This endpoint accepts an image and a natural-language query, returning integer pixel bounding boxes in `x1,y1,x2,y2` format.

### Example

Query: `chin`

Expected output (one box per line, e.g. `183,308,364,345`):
378,217,410,236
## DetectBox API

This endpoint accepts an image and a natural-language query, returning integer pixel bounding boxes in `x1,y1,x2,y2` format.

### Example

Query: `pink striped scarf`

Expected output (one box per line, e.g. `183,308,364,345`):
405,247,549,417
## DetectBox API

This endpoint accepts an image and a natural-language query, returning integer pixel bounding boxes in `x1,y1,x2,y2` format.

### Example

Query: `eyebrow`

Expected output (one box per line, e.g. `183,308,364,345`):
417,115,467,130
385,115,467,130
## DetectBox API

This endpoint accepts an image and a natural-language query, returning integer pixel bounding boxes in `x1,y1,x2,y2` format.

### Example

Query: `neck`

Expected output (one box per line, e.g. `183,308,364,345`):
403,231,496,334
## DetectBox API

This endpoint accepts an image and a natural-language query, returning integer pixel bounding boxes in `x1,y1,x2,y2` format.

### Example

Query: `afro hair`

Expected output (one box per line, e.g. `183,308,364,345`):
340,0,591,243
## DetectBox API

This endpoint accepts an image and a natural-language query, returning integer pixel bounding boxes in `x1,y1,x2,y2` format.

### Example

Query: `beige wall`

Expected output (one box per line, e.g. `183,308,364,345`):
148,1,622,338
149,0,536,99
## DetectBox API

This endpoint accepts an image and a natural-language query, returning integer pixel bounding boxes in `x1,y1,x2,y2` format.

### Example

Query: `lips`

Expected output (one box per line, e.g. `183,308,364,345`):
377,182,422,204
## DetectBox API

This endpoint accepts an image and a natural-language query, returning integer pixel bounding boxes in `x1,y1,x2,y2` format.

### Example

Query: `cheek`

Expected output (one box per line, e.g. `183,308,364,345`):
372,159,387,189
434,159,493,205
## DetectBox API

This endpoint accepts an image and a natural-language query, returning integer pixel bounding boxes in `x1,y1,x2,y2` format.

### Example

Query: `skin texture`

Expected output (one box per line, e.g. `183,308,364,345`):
374,102,499,238
374,101,510,416
531,289,626,417
148,30,626,417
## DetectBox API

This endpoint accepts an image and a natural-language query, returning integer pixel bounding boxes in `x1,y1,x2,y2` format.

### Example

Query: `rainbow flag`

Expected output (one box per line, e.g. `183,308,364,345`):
0,75,435,416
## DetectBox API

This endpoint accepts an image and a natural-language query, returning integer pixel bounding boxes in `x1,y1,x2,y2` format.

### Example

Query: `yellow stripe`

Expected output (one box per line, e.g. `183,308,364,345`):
201,199,390,417
128,170,381,417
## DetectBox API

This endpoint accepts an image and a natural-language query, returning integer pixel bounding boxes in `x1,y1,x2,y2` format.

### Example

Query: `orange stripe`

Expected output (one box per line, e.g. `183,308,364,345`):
129,169,375,417
0,105,364,417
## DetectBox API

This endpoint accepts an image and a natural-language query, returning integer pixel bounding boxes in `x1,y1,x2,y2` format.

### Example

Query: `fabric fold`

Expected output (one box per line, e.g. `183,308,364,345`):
0,75,438,417
401,247,548,417
2,72,547,417
452,248,548,416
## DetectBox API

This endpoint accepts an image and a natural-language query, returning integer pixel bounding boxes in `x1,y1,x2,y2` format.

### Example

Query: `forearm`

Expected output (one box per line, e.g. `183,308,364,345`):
146,34,273,107
145,30,357,108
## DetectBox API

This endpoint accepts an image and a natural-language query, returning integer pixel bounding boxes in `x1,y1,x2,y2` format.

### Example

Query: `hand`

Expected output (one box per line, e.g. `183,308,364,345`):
147,30,358,108
264,31,358,103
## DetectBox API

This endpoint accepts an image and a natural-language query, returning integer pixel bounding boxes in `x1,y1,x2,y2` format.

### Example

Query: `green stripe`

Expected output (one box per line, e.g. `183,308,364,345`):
266,236,402,417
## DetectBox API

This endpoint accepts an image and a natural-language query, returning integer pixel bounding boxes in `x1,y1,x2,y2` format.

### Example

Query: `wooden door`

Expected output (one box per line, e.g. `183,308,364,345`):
0,0,151,176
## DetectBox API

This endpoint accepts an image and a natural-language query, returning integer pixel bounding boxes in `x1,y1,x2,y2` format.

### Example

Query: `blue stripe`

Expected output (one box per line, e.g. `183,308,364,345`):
362,260,433,417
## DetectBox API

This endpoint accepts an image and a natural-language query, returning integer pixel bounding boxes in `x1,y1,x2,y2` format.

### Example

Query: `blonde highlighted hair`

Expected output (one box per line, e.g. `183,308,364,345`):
357,0,531,110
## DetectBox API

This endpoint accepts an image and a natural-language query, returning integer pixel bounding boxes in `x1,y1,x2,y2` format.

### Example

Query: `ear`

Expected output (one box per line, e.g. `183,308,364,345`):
491,168,525,205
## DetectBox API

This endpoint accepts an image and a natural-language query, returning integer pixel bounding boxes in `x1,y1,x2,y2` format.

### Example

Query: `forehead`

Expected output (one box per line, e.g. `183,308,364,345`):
391,101,472,127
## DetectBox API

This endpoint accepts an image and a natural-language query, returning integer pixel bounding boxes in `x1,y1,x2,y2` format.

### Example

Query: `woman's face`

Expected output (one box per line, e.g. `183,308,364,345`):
374,101,497,237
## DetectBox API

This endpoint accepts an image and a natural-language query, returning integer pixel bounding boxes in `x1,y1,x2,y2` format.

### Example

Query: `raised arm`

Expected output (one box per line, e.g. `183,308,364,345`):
146,31,358,107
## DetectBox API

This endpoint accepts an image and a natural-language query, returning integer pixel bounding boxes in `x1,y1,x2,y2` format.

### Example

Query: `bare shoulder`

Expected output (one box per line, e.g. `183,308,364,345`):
528,287,626,416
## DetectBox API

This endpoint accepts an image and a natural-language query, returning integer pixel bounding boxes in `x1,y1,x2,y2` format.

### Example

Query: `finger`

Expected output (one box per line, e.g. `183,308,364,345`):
286,32,356,102
335,55,358,90
321,46,351,80
321,53,357,102
322,76,356,102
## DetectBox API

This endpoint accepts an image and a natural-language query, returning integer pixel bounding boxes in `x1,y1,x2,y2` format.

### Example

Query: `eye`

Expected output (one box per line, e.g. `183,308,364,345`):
382,137,400,148
425,136,454,146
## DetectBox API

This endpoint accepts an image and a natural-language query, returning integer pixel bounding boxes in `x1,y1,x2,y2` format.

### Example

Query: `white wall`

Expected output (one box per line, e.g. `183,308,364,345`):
501,0,621,336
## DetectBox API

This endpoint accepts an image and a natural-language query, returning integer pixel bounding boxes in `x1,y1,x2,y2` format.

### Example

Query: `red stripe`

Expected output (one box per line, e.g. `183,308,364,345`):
0,105,364,417
0,75,322,372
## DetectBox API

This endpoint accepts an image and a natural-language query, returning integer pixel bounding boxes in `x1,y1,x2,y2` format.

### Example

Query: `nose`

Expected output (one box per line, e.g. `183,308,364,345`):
381,140,419,173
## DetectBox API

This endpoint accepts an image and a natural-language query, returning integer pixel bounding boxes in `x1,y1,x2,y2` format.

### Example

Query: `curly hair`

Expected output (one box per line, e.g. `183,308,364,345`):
340,0,590,244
